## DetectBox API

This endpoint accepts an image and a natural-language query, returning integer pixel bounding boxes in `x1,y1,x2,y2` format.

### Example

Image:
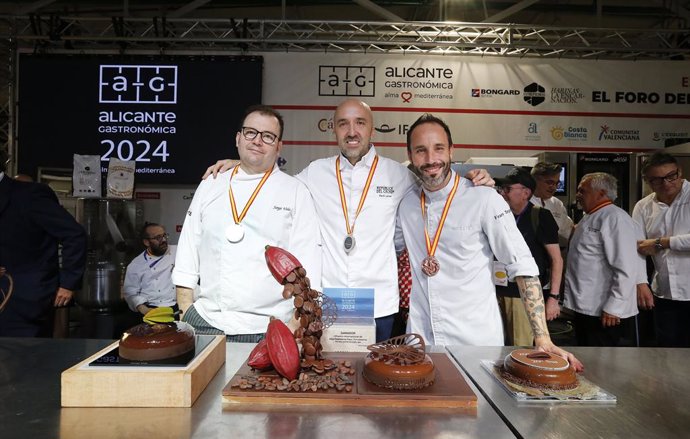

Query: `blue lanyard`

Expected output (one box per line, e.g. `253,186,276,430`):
143,252,164,269
514,204,530,224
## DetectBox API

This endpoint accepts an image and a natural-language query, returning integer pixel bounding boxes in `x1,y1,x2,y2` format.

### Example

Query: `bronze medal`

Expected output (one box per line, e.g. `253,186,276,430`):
421,255,440,277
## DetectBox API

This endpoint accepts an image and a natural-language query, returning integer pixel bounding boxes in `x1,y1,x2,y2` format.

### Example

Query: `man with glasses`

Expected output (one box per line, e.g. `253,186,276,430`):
203,99,493,341
123,223,178,318
530,162,574,248
172,105,321,342
495,167,563,346
633,152,690,347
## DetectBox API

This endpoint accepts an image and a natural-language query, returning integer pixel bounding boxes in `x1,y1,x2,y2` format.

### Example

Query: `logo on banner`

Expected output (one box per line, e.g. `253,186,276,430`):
652,131,689,142
523,82,545,106
375,124,396,133
599,124,640,141
401,91,413,103
317,118,334,133
525,122,541,141
471,88,520,97
551,87,584,104
99,65,178,104
551,126,588,141
319,66,375,97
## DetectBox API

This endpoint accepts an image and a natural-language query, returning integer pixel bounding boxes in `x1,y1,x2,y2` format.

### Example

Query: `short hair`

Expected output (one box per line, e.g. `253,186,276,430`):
406,113,453,152
0,148,8,173
531,162,562,177
240,105,285,140
641,152,678,176
141,222,163,240
582,172,618,202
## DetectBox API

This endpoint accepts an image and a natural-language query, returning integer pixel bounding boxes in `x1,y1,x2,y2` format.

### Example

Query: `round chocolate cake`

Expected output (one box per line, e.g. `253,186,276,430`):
119,322,196,363
363,352,436,390
502,349,577,390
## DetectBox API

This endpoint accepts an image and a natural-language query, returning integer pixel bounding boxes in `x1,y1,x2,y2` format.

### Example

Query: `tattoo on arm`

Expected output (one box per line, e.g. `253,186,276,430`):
516,276,550,339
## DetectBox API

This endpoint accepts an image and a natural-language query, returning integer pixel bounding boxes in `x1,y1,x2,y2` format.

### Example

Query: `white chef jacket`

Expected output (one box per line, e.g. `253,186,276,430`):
632,179,690,301
123,246,177,312
296,146,417,318
172,166,322,335
564,204,644,318
395,170,539,346
530,195,574,247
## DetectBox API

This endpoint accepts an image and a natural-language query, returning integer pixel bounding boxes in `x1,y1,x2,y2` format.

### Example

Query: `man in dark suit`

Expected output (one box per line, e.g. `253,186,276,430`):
0,148,87,336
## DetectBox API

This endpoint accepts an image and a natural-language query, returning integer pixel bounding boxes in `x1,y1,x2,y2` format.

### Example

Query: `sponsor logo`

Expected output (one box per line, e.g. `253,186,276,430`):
375,124,396,134
598,124,640,141
551,126,588,141
277,157,287,168
471,88,520,97
652,131,690,141
317,118,334,133
551,87,584,104
523,82,545,106
525,122,541,141
99,65,178,104
319,65,375,97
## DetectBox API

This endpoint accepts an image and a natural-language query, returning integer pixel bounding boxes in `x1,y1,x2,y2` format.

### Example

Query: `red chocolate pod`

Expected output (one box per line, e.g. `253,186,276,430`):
265,245,303,285
247,338,273,371
265,317,301,381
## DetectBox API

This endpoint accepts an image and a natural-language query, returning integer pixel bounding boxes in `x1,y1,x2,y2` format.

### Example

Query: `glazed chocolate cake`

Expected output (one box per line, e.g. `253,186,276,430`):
502,349,577,390
119,322,196,363
362,334,436,390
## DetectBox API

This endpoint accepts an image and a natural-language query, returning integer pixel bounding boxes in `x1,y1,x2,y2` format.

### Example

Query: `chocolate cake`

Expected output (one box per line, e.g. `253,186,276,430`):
502,349,577,390
119,322,196,363
363,352,436,390
362,333,436,390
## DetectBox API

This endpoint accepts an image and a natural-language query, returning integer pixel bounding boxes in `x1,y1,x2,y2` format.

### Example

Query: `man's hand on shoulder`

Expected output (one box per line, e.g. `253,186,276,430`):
464,168,495,187
202,159,238,179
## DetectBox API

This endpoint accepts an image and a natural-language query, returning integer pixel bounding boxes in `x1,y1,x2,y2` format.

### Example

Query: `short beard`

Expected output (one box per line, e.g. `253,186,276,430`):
417,161,451,189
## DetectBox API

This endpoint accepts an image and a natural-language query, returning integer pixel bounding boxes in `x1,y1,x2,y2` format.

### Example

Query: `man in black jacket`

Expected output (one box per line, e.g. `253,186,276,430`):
0,148,87,336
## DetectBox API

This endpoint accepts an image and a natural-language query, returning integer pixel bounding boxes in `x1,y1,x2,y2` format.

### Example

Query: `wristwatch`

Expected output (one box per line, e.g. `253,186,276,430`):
547,293,560,301
655,237,664,251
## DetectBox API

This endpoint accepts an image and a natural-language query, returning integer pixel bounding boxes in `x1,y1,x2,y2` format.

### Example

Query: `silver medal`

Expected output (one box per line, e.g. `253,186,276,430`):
422,255,440,276
225,223,245,243
343,234,355,253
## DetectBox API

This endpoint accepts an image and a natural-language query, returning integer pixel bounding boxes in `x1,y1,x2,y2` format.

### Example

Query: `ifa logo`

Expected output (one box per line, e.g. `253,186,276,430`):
99,65,178,104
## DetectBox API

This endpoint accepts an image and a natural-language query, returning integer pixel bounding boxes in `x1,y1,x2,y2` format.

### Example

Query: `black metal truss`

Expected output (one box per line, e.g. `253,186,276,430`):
1,15,688,60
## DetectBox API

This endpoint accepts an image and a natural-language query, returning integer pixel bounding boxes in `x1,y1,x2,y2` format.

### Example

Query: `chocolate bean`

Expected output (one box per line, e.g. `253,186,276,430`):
294,296,304,308
298,267,306,277
286,272,296,283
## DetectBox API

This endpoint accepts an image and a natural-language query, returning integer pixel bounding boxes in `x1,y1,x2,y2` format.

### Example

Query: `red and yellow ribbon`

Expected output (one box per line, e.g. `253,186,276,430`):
420,173,460,258
335,155,379,236
586,200,613,215
228,165,273,225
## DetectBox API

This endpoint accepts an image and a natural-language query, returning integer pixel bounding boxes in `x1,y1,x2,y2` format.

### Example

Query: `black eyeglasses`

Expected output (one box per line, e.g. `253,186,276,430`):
645,170,680,186
147,233,169,241
240,127,278,145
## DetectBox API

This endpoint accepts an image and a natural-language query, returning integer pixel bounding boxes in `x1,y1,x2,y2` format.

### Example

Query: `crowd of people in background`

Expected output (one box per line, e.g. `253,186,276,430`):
0,100,688,355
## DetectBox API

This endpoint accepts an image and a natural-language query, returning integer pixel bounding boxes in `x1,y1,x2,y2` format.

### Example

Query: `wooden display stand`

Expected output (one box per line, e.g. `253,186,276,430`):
61,335,225,407
223,352,477,409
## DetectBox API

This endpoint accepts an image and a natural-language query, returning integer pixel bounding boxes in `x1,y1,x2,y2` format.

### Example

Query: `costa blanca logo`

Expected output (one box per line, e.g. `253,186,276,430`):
523,82,545,106
552,126,588,141
599,124,640,141
319,65,375,97
99,65,178,104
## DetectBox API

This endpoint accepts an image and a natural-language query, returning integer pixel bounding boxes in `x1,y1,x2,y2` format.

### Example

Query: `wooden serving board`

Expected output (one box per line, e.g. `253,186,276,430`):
61,335,226,407
222,352,476,409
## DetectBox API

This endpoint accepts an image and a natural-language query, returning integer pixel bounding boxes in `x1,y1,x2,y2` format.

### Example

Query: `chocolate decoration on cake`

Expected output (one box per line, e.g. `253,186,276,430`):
119,322,195,362
501,349,578,390
362,334,436,390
